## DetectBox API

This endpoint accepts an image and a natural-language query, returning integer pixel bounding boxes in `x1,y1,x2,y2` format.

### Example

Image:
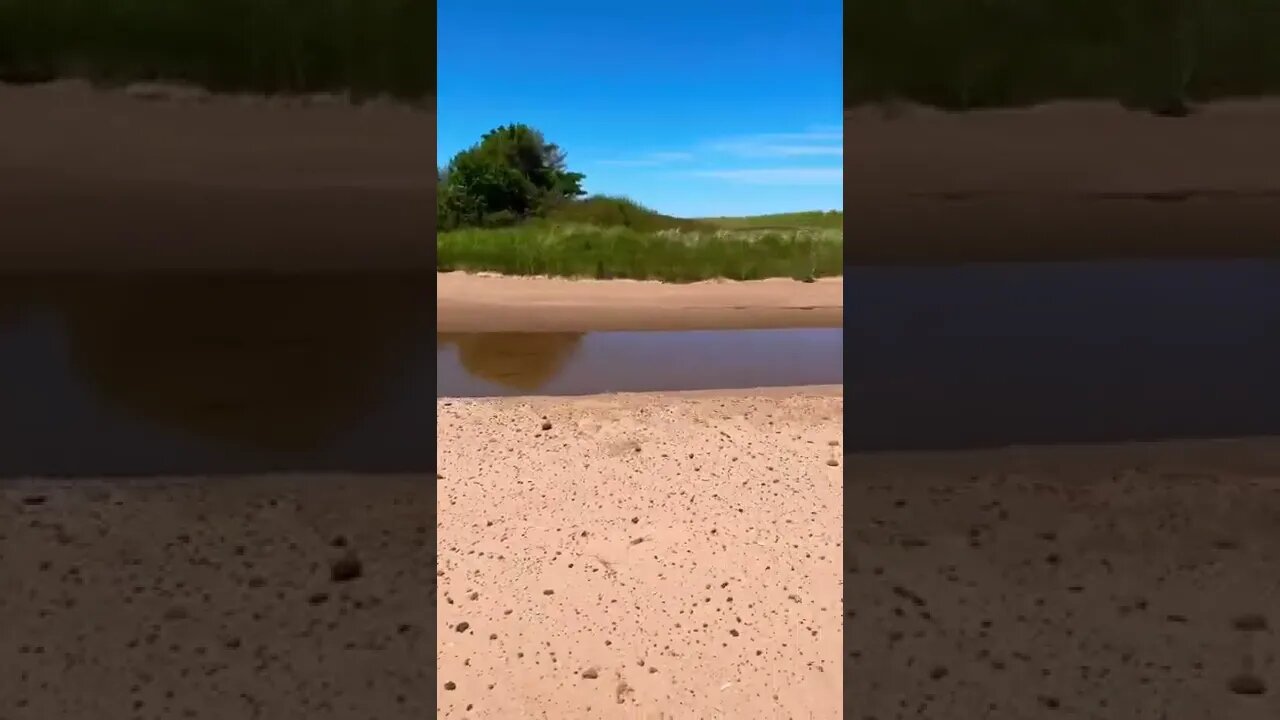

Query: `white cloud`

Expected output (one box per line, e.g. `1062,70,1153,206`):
710,142,843,158
691,168,843,186
596,151,694,167
648,151,694,162
707,128,843,158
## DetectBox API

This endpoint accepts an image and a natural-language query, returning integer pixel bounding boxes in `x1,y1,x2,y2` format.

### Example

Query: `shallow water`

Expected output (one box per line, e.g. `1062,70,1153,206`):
0,276,432,477
848,259,1280,450
437,328,843,397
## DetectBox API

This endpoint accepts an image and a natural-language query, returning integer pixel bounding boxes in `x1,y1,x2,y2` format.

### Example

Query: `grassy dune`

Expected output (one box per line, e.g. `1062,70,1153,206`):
437,197,843,282
0,0,430,99
702,211,843,231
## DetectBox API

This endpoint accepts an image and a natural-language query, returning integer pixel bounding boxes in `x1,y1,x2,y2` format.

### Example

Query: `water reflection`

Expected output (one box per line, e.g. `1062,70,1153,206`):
436,333,583,392
0,275,432,476
438,328,842,397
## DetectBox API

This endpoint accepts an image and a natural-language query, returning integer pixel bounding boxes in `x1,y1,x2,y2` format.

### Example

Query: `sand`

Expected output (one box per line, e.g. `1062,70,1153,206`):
0,475,433,719
436,389,844,718
846,99,1280,263
0,80,432,272
12,391,1280,719
0,390,843,720
437,272,843,332
847,439,1280,719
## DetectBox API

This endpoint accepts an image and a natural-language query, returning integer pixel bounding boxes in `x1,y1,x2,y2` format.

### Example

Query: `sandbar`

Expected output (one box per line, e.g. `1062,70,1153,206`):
437,272,843,332
847,99,1280,264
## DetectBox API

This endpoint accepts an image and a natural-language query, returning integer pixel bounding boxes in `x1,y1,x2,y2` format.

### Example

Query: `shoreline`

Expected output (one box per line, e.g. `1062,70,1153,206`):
436,272,844,332
437,384,845,402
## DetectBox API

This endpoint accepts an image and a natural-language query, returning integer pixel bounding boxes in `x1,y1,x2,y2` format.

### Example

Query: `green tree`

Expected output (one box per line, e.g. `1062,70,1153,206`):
438,124,586,230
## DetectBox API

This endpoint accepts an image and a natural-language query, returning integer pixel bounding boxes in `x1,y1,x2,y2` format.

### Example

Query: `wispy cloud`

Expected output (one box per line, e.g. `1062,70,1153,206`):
706,128,843,159
596,151,694,167
691,168,843,186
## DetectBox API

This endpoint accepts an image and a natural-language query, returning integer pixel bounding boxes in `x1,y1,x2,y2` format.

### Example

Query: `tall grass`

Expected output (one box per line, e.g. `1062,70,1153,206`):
0,0,429,99
848,0,1280,110
544,195,715,233
703,211,843,230
437,224,843,283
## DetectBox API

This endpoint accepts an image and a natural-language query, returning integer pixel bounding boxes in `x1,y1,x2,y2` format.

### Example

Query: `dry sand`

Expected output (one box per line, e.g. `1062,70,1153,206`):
437,389,844,718
437,272,843,332
848,439,1280,719
0,80,432,272
846,99,1280,263
0,475,433,719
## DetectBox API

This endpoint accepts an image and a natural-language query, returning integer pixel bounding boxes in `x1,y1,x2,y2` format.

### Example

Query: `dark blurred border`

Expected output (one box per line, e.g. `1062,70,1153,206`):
0,3,437,717
0,0,434,273
844,0,1280,265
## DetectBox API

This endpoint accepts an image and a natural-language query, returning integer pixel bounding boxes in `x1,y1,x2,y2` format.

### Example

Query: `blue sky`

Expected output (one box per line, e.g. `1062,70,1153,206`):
438,1,842,218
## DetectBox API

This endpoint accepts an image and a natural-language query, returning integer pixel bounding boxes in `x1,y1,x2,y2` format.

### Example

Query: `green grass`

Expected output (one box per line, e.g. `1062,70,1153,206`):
437,224,843,283
543,195,715,233
438,195,843,283
701,210,843,231
0,0,429,100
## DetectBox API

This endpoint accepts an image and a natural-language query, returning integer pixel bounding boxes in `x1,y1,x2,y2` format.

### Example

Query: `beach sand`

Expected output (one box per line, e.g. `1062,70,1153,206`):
10,395,1280,719
437,272,843,332
437,389,844,719
847,439,1280,719
0,389,843,720
0,475,433,719
846,99,1280,263
0,80,432,272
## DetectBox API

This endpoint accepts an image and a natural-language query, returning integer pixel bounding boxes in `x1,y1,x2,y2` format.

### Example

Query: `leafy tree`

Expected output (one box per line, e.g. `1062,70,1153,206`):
438,124,586,230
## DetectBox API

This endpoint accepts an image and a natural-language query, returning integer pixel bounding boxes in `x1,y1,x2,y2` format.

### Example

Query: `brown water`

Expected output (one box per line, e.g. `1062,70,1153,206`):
0,275,432,477
437,328,843,397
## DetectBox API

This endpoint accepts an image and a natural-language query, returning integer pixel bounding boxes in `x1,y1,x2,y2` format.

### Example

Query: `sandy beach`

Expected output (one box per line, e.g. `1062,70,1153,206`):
848,439,1280,719
846,100,1280,263
437,272,843,332
0,475,433,719
437,389,844,718
0,80,432,272
0,389,843,720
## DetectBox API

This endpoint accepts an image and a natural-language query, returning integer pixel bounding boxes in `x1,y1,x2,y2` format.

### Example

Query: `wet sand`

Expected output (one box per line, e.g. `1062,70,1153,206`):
0,475,433,719
848,439,1280,719
437,389,844,718
0,80,432,272
437,272,844,332
846,100,1280,263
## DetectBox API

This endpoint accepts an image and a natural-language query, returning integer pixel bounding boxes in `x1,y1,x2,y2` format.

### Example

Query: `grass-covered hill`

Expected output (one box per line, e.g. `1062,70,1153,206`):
437,196,843,283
